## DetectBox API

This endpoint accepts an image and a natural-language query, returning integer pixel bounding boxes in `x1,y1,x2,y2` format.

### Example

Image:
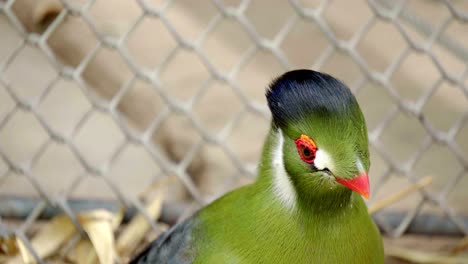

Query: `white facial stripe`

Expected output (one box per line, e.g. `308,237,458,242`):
272,129,297,210
314,149,334,172
356,157,365,173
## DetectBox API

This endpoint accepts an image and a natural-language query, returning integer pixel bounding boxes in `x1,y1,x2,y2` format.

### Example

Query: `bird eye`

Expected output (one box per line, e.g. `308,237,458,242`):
298,144,315,163
294,134,317,164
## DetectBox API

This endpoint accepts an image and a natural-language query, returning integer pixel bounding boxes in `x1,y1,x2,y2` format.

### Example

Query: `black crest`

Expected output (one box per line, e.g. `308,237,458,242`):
266,70,357,127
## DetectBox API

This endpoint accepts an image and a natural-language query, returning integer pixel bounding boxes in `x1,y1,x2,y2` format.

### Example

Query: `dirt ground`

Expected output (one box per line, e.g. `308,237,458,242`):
384,235,467,263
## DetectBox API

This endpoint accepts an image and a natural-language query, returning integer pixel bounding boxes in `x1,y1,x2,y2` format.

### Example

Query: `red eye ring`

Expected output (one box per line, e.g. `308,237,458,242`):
295,134,317,164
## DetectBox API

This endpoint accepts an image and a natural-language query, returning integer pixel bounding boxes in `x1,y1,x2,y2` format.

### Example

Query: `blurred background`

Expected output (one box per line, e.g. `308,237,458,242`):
0,0,467,263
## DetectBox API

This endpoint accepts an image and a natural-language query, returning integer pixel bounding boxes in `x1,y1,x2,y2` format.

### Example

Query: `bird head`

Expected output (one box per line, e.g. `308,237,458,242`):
266,70,370,203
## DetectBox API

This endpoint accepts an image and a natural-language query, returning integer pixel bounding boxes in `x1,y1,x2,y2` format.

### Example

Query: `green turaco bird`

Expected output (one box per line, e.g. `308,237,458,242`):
131,70,384,263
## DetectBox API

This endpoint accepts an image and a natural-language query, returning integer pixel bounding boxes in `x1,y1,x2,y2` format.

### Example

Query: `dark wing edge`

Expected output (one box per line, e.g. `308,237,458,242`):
129,218,197,264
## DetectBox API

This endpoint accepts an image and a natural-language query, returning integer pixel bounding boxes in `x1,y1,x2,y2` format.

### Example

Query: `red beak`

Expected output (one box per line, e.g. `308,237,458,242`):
335,172,370,200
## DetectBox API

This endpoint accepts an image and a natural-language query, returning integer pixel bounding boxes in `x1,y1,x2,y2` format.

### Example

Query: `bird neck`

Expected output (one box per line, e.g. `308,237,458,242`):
256,127,356,217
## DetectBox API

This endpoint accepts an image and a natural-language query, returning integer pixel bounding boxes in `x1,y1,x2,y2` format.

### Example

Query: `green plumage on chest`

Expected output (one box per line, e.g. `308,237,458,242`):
130,70,384,264
192,130,383,263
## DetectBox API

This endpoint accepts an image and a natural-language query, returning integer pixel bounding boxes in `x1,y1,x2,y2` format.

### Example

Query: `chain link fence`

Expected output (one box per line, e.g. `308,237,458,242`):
0,0,467,261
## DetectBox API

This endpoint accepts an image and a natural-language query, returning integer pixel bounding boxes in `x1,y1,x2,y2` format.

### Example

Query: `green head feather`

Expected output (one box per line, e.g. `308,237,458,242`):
266,69,370,205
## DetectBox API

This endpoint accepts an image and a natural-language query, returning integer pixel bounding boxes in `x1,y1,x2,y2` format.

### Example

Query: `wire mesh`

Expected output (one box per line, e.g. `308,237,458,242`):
0,0,467,261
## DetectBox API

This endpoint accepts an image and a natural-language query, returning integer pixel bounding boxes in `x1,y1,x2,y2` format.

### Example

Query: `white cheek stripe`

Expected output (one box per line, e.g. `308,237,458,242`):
356,157,365,173
272,130,297,210
314,149,334,172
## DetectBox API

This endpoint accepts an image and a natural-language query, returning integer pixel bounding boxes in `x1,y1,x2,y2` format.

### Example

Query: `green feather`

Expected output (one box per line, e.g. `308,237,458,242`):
192,130,383,263
131,70,384,264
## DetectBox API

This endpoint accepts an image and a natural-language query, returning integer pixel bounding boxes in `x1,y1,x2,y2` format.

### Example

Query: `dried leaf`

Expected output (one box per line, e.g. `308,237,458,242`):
15,237,35,264
387,246,468,264
65,239,97,264
29,215,76,259
4,254,23,264
0,235,18,256
452,236,468,255
66,208,125,264
117,194,163,257
6,215,76,263
4,209,119,264
111,207,125,231
77,210,115,264
77,210,114,223
0,255,12,263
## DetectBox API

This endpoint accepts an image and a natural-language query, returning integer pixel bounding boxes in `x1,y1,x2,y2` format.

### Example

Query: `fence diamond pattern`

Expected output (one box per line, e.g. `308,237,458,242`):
0,0,467,261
